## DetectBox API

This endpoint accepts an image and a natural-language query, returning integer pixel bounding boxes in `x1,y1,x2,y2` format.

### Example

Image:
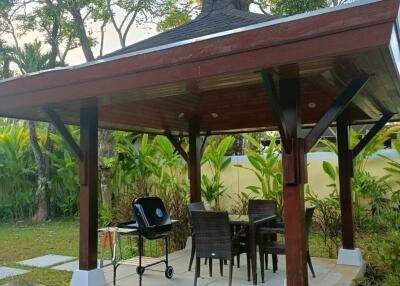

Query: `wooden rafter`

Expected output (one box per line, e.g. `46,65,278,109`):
200,131,210,158
304,77,369,152
352,112,394,158
42,107,83,162
261,72,290,152
165,132,188,162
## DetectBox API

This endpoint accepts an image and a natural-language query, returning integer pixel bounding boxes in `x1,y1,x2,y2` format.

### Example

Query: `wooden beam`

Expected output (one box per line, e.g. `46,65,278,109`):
42,107,83,162
337,113,355,250
304,77,369,152
165,132,188,162
200,131,210,158
352,113,394,158
261,72,290,152
188,117,202,203
79,105,99,270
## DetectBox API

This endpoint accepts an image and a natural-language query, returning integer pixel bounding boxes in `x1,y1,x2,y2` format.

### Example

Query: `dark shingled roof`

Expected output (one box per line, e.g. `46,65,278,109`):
102,0,275,59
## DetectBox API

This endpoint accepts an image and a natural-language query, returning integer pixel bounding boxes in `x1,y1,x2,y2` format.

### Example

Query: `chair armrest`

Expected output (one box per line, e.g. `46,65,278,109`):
251,215,277,227
258,227,285,235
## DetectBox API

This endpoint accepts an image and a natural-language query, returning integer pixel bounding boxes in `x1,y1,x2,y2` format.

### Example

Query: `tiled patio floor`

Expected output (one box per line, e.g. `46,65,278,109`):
103,250,363,286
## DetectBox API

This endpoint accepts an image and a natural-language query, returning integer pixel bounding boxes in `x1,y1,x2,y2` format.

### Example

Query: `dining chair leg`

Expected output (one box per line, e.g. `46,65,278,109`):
265,254,268,270
236,254,240,268
194,257,200,286
272,254,278,273
307,251,316,278
189,238,196,271
209,258,213,277
229,258,234,286
205,258,208,265
197,257,201,277
259,250,265,283
220,259,224,277
246,251,251,282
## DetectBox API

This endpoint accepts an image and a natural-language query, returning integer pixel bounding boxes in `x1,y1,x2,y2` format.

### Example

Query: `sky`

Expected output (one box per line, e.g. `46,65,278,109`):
66,22,158,65
6,3,262,68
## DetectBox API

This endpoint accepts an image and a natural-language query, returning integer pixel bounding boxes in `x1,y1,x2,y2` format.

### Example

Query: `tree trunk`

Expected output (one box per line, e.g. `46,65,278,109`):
2,58,10,79
68,3,95,61
66,1,115,214
29,121,49,221
99,129,114,210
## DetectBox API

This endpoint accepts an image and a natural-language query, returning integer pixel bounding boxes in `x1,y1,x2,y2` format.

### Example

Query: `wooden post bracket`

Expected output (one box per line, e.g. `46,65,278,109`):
42,107,83,162
165,132,189,162
165,131,210,162
261,72,290,153
304,76,369,153
352,112,394,158
200,131,210,158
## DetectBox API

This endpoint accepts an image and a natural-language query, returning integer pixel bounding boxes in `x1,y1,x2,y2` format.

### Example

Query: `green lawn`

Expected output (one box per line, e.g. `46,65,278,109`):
0,219,79,286
0,219,164,286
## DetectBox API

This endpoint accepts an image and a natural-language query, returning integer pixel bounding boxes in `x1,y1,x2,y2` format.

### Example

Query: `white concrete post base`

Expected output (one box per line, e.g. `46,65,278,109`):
70,268,107,286
337,248,365,267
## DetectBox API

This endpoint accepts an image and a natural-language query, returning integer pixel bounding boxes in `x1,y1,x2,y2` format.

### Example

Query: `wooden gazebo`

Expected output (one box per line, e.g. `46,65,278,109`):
0,0,399,285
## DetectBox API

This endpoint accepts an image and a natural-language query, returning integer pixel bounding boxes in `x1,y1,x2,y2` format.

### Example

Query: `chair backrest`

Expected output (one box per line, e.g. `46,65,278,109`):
187,202,205,225
248,199,277,221
191,211,232,260
305,206,316,249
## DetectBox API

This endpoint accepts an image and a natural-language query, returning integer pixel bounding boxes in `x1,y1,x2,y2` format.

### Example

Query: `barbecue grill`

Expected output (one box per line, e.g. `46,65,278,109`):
114,197,174,286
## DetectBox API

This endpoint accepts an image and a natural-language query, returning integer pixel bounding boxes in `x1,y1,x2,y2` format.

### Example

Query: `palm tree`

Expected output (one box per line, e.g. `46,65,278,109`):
15,40,51,74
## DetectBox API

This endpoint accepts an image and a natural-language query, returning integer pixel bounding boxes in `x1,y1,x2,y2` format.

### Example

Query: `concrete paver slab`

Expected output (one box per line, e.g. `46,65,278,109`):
17,255,75,268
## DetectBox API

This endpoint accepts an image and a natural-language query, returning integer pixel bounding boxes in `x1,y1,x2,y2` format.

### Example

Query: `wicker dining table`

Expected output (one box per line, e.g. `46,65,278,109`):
228,214,277,285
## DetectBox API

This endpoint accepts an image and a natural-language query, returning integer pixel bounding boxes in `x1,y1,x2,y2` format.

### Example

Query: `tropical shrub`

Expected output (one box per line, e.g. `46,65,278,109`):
0,122,36,220
360,231,400,286
201,136,235,210
235,133,283,217
306,161,341,258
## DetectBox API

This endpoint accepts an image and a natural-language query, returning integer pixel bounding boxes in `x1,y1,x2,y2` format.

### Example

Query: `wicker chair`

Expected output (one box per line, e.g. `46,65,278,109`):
191,211,250,286
187,202,206,272
258,206,316,283
248,199,279,270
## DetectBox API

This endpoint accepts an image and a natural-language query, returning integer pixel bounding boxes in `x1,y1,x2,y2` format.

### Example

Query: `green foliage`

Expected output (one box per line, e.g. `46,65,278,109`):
360,231,400,285
111,133,190,250
305,184,341,258
269,0,327,16
201,136,235,210
156,0,201,31
258,0,352,17
229,191,254,215
201,174,226,210
46,128,80,217
0,122,36,220
236,133,283,217
15,40,51,73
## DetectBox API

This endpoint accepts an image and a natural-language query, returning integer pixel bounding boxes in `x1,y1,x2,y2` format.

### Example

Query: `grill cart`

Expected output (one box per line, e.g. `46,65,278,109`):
106,197,174,286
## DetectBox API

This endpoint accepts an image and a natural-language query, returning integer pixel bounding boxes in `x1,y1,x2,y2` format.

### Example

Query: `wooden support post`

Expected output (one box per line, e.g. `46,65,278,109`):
79,106,99,270
279,72,309,286
337,113,355,250
188,117,201,203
